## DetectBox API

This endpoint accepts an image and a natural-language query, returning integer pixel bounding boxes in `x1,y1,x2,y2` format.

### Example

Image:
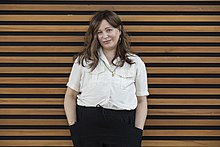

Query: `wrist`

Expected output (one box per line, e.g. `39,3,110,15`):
69,121,76,126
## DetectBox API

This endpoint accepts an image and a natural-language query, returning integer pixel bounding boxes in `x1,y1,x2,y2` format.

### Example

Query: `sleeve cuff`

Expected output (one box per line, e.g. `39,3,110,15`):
66,83,80,92
136,90,149,96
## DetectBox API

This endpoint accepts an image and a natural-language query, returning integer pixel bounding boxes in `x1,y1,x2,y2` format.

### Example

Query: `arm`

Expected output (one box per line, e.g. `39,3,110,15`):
135,96,147,130
64,87,79,126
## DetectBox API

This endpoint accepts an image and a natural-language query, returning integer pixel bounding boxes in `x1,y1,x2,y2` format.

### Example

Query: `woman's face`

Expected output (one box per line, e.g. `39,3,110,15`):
97,19,121,51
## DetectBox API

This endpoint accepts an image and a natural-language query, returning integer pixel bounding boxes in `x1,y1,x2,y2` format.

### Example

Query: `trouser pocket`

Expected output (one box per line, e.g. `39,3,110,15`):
119,112,143,147
69,122,80,146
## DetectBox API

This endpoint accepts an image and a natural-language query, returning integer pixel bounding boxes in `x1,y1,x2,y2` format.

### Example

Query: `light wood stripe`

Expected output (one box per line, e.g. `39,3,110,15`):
0,98,64,105
148,99,220,105
131,46,220,53
0,78,219,84
1,98,220,105
0,46,83,53
0,108,65,115
0,140,72,146
0,88,66,94
149,109,220,116
150,88,220,95
1,129,220,136
1,67,220,74
0,129,70,136
142,57,220,63
0,67,71,73
142,140,220,147
0,57,219,63
1,36,220,43
1,4,220,12
146,119,220,126
1,25,220,32
0,78,68,84
1,15,220,22
143,130,220,136
0,119,67,125
149,78,220,84
148,67,220,74
1,108,220,116
0,46,219,53
0,140,219,147
0,88,219,94
1,119,220,126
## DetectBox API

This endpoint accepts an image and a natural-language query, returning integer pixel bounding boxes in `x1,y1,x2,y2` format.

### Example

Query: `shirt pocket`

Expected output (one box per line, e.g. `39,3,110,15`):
88,67,106,86
117,69,136,90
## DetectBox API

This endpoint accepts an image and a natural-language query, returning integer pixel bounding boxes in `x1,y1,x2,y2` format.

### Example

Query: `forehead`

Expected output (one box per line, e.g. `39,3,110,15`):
98,19,113,30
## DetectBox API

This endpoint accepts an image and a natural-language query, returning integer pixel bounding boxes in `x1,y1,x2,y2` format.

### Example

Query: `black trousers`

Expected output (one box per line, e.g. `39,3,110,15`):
69,105,143,147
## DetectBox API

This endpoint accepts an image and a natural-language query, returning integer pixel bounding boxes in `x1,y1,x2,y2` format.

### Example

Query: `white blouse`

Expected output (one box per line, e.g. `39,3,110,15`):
66,48,149,110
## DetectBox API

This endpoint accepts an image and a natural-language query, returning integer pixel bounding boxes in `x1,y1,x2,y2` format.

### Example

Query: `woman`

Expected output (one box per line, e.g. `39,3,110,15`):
64,10,149,147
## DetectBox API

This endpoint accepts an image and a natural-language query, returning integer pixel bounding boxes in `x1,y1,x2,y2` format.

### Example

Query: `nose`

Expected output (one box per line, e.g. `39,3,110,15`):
102,32,108,39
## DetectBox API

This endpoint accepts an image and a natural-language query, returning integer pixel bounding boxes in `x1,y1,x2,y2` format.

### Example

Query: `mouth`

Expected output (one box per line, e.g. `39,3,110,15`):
103,40,111,44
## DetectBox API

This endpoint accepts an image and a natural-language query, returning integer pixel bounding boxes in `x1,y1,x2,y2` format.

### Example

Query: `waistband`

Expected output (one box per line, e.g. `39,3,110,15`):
77,105,135,116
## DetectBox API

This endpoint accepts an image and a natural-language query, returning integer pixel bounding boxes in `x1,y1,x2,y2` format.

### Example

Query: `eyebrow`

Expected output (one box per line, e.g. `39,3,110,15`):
98,27,113,31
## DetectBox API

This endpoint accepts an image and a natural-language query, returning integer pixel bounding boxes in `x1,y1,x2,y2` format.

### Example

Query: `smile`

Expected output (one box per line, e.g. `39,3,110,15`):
103,40,111,44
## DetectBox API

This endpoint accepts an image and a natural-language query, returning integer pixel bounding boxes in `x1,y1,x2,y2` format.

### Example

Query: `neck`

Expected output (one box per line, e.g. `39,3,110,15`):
102,48,116,64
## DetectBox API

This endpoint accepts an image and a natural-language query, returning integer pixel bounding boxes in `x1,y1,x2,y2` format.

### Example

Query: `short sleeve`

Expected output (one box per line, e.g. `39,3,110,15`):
135,57,150,96
66,57,82,92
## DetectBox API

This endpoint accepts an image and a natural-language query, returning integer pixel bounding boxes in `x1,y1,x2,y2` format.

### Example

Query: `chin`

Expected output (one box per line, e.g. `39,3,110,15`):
103,45,116,50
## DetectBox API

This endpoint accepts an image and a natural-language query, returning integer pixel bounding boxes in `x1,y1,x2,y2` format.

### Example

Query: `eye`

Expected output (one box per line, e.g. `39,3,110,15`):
106,29,112,32
97,31,102,35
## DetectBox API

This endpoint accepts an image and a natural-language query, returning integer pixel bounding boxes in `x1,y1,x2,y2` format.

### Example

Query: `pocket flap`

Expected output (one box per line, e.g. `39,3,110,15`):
117,69,135,78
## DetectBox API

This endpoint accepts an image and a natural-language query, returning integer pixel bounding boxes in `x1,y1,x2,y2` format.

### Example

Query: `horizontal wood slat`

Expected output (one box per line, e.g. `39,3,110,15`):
0,98,64,105
1,15,220,22
1,67,220,74
0,57,219,63
0,78,219,84
1,36,220,43
150,88,220,95
146,119,220,126
0,88,219,94
0,140,72,146
147,67,220,74
1,108,220,116
0,140,220,147
142,140,220,147
1,119,220,126
0,129,70,136
143,130,220,136
1,98,220,105
0,46,219,53
1,25,220,32
0,119,67,125
1,4,220,12
148,99,220,105
149,78,220,84
0,67,71,73
1,129,220,136
149,109,220,116
0,88,66,94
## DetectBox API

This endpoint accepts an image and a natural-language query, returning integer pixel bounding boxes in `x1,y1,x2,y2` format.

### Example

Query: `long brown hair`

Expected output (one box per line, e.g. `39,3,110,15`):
77,10,134,71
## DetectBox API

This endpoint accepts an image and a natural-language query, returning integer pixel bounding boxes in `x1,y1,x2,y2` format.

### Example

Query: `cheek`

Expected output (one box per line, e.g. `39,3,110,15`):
97,37,102,44
114,34,120,42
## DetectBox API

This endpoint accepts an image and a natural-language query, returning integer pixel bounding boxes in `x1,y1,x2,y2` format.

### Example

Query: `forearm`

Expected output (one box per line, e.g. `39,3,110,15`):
64,92,77,126
135,96,147,130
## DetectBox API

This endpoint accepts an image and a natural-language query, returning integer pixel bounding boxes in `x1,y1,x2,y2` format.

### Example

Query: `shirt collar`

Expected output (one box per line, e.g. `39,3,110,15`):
98,48,120,66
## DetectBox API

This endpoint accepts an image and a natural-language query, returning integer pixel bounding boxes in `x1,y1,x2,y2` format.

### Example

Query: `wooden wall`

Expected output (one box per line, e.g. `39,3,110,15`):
0,0,220,146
